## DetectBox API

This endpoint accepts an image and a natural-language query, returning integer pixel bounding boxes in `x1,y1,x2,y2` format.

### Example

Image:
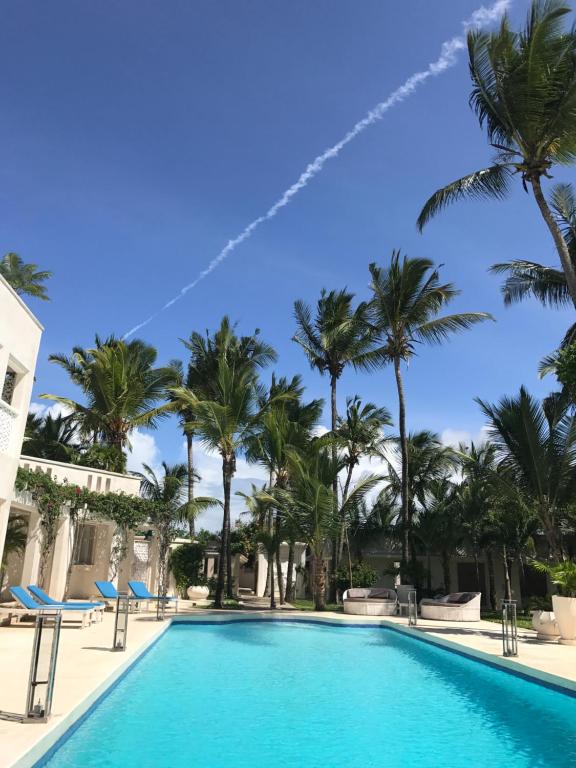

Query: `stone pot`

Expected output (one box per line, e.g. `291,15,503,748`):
552,595,576,646
531,610,560,642
187,585,210,601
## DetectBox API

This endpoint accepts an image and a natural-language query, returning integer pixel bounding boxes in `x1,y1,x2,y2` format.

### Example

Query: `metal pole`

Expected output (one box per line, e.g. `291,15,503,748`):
113,593,129,651
25,611,62,722
408,589,418,626
502,600,518,657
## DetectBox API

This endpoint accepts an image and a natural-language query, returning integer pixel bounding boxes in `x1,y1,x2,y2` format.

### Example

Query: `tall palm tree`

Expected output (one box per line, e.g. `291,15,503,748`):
368,253,492,565
172,319,279,608
136,463,188,600
275,444,381,610
417,1,576,305
246,374,323,603
23,411,77,462
0,252,52,300
477,386,576,562
293,289,375,596
332,395,391,570
43,336,175,471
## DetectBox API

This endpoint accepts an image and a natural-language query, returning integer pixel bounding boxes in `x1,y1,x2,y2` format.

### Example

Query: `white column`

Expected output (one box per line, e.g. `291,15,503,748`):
20,510,42,587
47,514,71,601
0,498,10,569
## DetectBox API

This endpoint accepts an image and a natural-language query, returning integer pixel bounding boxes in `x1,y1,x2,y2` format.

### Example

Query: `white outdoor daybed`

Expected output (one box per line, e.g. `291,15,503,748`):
343,587,398,616
419,592,481,622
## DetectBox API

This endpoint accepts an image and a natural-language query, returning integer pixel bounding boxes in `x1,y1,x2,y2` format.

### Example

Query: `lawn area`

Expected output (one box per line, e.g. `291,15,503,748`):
292,599,343,612
481,611,534,631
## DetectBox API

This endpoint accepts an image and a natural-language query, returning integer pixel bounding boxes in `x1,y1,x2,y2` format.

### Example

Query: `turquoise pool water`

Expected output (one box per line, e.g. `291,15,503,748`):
39,620,576,767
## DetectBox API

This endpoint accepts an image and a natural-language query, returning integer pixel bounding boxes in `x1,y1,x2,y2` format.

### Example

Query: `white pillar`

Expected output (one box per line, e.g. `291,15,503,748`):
0,499,10,569
20,510,42,587
47,514,71,601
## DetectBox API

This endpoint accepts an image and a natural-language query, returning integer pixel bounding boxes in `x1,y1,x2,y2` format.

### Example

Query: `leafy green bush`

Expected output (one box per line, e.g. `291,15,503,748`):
335,562,378,592
533,559,576,598
525,595,553,613
169,543,206,597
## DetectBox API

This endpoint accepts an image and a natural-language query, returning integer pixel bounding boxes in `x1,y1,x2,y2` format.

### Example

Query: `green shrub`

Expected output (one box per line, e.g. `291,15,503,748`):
335,562,378,592
169,543,206,597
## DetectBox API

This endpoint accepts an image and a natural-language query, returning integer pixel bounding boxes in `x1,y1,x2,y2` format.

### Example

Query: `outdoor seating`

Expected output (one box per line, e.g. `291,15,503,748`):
420,591,481,622
1,586,94,628
27,585,105,622
128,581,179,613
94,581,141,611
343,587,397,616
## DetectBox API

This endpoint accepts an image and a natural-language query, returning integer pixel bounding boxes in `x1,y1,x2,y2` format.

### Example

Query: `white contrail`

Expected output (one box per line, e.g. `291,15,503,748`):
124,0,511,338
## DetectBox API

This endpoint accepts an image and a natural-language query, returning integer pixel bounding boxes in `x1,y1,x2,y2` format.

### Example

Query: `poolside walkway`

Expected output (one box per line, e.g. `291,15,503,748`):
1,604,575,767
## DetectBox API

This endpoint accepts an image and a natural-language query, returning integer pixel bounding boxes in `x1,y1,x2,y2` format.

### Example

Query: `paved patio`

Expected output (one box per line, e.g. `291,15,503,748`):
1,604,575,768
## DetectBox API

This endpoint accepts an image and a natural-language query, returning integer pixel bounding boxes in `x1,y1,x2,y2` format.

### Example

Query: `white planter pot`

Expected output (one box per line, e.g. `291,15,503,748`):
187,585,210,600
552,595,576,646
531,610,560,642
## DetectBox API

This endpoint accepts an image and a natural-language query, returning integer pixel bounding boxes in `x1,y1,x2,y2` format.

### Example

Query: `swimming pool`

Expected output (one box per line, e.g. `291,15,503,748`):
37,620,576,767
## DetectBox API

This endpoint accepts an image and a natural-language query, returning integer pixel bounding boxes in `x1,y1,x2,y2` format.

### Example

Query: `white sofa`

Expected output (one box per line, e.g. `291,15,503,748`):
343,587,398,616
420,592,481,622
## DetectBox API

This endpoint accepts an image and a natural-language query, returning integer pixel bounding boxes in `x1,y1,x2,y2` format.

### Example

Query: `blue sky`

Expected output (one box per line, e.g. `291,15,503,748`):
4,1,573,528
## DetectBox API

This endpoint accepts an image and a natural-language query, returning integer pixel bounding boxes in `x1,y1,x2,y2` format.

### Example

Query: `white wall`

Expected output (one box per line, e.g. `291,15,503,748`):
0,275,43,566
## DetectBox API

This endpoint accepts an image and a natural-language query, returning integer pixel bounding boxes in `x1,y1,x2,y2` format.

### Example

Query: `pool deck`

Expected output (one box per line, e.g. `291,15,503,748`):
1,604,575,767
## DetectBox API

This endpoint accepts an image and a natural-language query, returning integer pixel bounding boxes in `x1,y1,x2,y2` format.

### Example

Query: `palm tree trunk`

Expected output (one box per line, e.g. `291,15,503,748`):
486,547,496,611
393,356,410,568
531,175,576,307
284,542,295,603
329,372,339,602
337,464,354,565
215,457,232,608
441,550,451,593
269,553,276,609
502,544,512,602
275,544,285,604
186,431,195,539
314,554,326,611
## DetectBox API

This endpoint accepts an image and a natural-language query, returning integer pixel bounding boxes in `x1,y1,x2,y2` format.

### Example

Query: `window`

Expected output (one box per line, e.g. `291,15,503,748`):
1,368,16,405
73,524,96,566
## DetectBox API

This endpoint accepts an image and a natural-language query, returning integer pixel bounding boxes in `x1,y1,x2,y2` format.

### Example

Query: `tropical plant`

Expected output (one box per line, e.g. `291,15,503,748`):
335,561,378,593
136,463,188,600
0,514,28,589
43,336,175,470
477,386,576,561
23,411,78,462
293,289,376,597
417,1,576,305
369,253,491,565
533,559,576,597
0,252,52,300
172,318,278,608
169,542,207,597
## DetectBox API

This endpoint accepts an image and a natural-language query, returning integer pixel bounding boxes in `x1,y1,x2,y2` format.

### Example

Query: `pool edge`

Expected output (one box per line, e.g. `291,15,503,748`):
14,611,576,767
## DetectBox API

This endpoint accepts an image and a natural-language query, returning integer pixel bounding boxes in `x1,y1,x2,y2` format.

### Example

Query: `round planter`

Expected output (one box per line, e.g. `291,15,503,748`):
552,595,576,646
531,610,560,642
187,585,210,600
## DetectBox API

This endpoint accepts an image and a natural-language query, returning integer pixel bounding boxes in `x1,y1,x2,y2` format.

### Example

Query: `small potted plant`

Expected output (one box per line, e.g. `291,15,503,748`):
533,561,576,645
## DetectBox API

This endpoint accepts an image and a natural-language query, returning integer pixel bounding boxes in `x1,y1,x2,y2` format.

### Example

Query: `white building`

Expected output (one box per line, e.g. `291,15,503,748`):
0,275,43,571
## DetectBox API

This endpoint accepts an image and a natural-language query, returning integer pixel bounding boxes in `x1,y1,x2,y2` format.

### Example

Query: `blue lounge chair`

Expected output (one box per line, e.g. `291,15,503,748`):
95,581,140,611
3,586,93,628
28,585,105,621
128,581,178,613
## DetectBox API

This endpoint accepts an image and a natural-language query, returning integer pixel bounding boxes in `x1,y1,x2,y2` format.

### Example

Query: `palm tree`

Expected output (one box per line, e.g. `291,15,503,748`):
136,463,187,601
43,336,175,471
0,252,52,300
246,374,324,603
293,289,375,596
368,253,492,565
275,444,381,610
417,1,576,305
23,411,77,462
136,463,218,601
477,386,576,562
332,395,391,571
172,319,278,608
